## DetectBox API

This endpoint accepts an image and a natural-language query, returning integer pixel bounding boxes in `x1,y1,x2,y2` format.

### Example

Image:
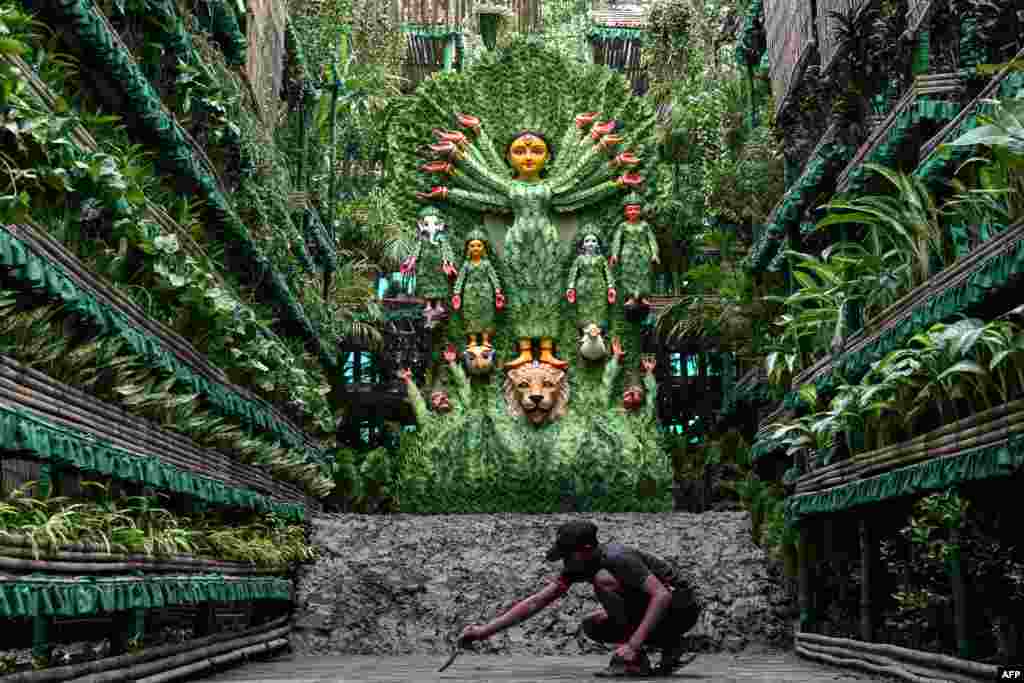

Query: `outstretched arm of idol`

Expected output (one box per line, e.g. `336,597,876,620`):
443,344,472,408
400,233,424,276
459,579,570,645
398,368,432,426
602,337,625,406
642,357,658,418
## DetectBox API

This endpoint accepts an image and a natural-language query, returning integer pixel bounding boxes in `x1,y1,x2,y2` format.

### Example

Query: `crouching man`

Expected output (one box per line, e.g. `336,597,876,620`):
459,520,701,677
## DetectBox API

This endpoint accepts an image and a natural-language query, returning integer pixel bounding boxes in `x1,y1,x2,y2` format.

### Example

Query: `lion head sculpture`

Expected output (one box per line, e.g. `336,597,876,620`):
504,362,570,426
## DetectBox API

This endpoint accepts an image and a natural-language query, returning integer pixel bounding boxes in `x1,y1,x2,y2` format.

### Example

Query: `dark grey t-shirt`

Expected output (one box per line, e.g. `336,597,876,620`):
557,543,692,603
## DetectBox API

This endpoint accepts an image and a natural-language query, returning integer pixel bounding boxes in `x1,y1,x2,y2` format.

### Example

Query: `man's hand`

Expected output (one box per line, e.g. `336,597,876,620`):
615,643,640,663
400,255,417,275
459,624,489,645
566,288,576,303
495,290,506,310
443,261,457,277
452,294,461,310
397,368,413,383
607,287,616,304
609,255,618,266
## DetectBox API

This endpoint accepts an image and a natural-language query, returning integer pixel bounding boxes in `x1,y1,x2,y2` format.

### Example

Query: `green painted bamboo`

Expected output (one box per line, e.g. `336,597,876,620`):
859,518,874,642
795,414,1024,493
795,399,1024,490
32,615,49,660
948,528,970,660
798,524,814,634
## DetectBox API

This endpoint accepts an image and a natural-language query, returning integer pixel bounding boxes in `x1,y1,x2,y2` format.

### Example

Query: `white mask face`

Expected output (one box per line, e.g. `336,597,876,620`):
582,235,599,255
418,215,446,241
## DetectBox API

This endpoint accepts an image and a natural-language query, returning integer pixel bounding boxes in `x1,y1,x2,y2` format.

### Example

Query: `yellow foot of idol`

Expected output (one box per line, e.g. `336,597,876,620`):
503,351,534,369
538,350,568,369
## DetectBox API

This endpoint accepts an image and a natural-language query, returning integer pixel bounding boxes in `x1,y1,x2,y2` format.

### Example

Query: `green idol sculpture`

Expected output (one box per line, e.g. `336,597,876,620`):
385,40,670,513
418,116,642,368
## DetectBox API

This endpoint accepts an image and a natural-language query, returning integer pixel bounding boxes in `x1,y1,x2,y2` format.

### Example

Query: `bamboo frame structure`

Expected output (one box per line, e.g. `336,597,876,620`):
795,631,997,682
0,617,290,683
794,398,1024,494
792,218,1024,389
0,354,316,511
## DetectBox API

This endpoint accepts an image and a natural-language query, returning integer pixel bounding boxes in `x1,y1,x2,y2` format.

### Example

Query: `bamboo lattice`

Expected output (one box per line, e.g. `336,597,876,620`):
589,34,648,95
792,217,1024,389
817,0,871,73
905,0,937,38
764,0,815,115
398,0,539,32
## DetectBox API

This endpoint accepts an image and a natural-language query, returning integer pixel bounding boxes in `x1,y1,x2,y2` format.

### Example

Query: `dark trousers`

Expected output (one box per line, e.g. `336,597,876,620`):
582,583,701,650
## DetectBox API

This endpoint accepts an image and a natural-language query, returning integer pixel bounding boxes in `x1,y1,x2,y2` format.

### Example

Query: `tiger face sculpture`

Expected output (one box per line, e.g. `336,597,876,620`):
504,362,570,426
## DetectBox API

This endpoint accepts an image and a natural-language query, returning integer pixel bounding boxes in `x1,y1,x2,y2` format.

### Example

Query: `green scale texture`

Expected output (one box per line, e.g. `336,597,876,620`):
612,220,657,298
454,259,501,335
569,253,613,327
384,40,668,512
504,181,566,339
413,234,456,300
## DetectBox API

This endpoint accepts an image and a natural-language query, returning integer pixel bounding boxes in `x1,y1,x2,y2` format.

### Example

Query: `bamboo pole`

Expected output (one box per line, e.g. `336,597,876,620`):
795,400,1024,492
0,355,311,505
796,642,983,683
949,527,970,660
859,517,874,642
793,215,1024,387
10,221,325,457
0,548,285,575
0,617,287,683
134,658,211,683
796,417,1024,493
797,631,997,679
797,523,813,634
59,626,291,683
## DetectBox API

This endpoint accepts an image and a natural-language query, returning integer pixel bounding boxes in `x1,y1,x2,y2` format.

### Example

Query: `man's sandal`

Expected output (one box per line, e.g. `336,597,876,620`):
655,651,698,675
595,652,653,678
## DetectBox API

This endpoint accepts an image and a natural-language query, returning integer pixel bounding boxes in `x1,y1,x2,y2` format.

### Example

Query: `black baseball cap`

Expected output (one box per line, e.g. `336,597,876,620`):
545,520,599,561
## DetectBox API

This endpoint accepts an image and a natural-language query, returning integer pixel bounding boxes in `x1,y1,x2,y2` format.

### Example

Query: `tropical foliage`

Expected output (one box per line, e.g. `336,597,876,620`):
0,481,315,566
768,317,1024,459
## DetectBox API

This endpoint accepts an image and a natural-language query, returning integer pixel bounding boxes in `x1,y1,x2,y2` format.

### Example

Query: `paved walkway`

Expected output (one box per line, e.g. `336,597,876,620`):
205,652,889,682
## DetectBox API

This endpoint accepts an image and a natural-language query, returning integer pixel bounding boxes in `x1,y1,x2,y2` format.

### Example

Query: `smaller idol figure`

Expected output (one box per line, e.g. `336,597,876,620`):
567,228,616,361
610,192,660,315
622,356,658,417
400,206,457,329
398,345,471,424
602,338,658,419
452,229,505,368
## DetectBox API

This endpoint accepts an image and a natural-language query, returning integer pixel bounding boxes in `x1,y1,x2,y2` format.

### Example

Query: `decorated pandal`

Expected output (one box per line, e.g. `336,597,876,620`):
387,41,670,511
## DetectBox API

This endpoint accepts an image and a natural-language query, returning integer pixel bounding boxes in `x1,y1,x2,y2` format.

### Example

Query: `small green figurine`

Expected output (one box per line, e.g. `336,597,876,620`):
567,228,616,332
417,116,644,368
610,192,659,312
401,206,457,328
452,229,504,358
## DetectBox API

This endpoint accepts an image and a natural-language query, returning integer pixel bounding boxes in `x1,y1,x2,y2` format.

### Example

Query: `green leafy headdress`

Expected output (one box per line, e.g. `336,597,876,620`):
622,191,644,207
418,205,445,220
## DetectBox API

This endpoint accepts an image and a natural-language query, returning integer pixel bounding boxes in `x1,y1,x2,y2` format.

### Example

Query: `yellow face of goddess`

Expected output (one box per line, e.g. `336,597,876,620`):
507,134,550,181
467,239,486,260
